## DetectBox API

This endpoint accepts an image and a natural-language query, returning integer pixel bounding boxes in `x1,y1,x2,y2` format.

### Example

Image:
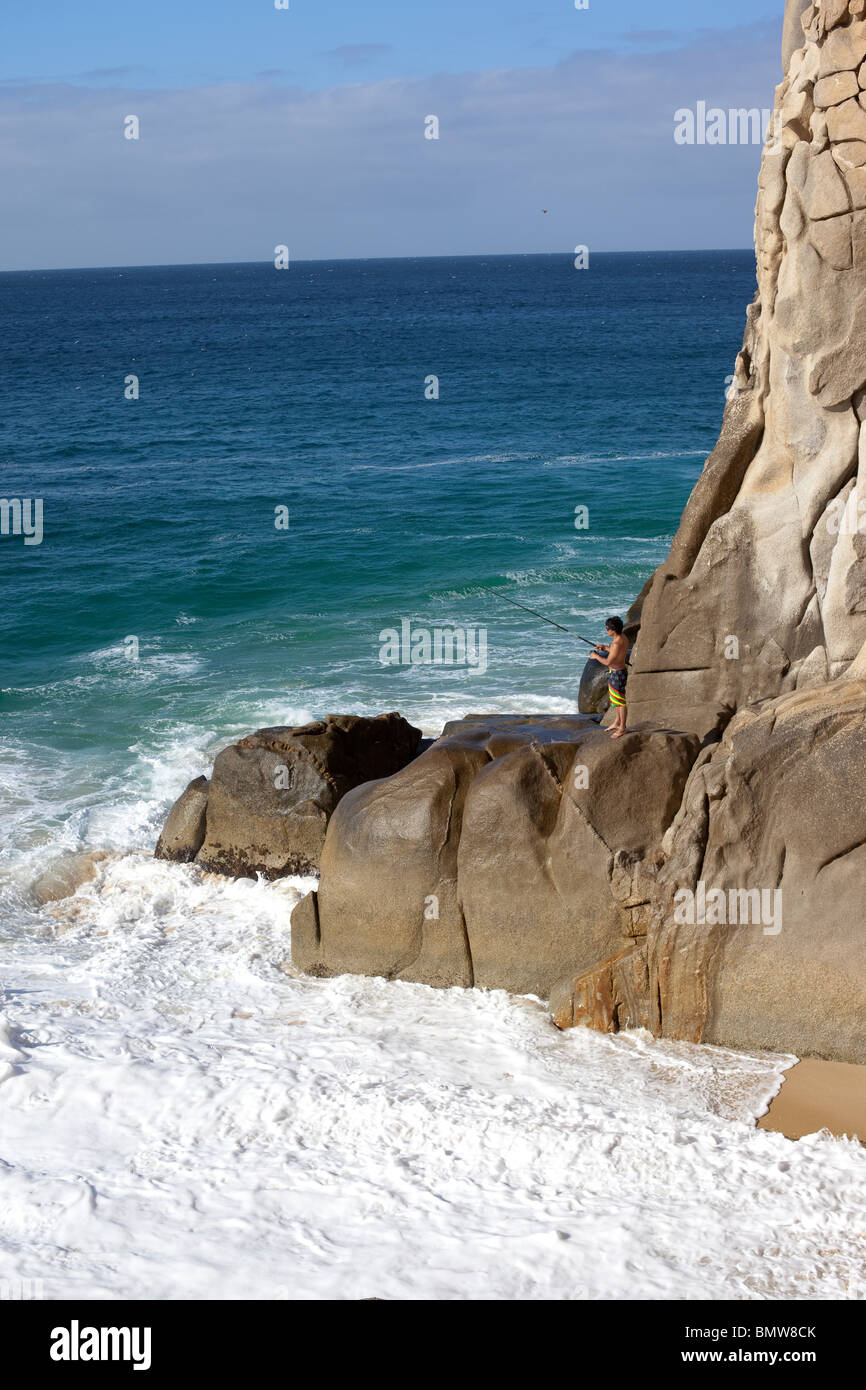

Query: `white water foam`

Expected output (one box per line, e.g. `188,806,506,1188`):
0,844,864,1302
1,729,865,1303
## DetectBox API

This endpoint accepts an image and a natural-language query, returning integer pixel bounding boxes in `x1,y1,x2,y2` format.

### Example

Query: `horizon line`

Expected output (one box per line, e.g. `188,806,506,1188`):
1,247,756,275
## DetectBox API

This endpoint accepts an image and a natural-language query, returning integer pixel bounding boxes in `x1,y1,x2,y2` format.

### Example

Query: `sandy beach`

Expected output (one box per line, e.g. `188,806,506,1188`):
759,1059,866,1144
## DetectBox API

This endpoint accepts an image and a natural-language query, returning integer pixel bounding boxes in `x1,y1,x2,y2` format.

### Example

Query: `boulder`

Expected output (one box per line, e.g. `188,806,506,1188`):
155,775,209,863
813,70,859,107
577,656,610,715
595,681,866,1064
292,715,701,997
157,714,422,879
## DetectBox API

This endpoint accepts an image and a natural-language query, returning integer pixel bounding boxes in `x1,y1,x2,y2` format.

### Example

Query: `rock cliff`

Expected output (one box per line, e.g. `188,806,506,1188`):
628,0,866,740
564,0,866,1060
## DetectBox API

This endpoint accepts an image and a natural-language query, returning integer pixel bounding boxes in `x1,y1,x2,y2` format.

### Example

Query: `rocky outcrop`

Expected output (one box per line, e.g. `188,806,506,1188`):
627,0,866,742
552,682,866,1062
156,713,421,878
545,0,866,1061
292,715,700,996
287,4,866,1064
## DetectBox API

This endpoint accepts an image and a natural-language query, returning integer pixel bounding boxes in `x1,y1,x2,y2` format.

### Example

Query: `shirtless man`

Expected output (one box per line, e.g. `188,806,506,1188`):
591,616,628,739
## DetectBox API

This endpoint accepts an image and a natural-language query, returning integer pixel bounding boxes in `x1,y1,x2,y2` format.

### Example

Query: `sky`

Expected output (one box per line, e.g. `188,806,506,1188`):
1,0,787,270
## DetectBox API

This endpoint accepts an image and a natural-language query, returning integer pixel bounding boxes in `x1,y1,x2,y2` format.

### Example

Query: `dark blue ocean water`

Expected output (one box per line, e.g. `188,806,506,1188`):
0,252,754,857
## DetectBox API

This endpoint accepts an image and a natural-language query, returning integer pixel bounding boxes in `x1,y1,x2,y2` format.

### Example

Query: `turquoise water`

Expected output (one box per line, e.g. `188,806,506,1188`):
0,251,754,863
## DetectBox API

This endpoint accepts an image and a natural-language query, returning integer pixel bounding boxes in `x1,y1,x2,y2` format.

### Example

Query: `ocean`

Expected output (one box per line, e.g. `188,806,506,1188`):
2,252,864,1301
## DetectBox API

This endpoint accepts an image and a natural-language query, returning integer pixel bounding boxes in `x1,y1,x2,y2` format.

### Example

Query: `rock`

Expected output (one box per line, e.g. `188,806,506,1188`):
292,716,499,988
577,656,610,715
32,850,113,905
550,947,651,1034
808,211,853,268
810,109,830,150
832,136,866,164
155,776,209,863
543,7,866,1063
292,716,700,998
783,1,813,72
554,684,866,1062
820,0,852,31
641,683,866,1063
826,95,866,141
801,148,850,218
842,162,866,203
627,10,866,740
817,18,866,76
158,713,422,880
814,70,860,106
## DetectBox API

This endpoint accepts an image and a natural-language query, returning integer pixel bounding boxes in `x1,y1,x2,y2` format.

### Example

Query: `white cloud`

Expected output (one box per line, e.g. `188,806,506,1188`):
0,22,781,270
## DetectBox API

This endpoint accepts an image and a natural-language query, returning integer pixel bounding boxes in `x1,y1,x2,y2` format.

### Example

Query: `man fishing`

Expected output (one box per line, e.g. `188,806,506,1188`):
591,616,628,739
497,594,629,733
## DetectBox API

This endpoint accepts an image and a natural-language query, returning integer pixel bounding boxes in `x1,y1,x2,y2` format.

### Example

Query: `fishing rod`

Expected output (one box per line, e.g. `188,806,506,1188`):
498,593,603,649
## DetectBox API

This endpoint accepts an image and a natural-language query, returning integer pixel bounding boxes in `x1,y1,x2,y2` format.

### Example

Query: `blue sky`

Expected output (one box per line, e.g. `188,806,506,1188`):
4,0,780,89
1,0,787,269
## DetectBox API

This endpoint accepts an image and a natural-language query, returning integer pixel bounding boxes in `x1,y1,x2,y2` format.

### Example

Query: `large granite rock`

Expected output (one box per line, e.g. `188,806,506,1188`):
627,0,866,741
546,2,866,1062
156,713,421,878
552,681,866,1062
292,715,700,997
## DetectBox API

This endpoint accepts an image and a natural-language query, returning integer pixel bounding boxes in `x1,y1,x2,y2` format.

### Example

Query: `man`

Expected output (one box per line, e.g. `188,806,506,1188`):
591,616,628,739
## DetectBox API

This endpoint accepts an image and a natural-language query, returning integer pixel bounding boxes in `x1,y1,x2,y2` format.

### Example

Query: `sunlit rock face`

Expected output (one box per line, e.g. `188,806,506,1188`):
552,679,866,1063
292,716,700,998
628,0,866,742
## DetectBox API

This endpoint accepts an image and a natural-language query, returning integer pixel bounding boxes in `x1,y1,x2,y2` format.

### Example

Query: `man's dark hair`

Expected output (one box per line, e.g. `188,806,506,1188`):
605,616,624,634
